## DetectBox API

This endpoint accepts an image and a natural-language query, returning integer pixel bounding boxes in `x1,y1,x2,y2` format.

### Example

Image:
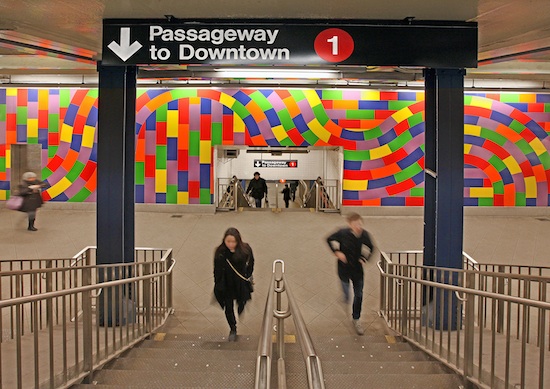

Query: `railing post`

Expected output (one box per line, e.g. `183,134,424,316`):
496,265,505,333
462,271,475,385
401,277,409,337
143,263,152,335
379,260,387,317
82,265,93,382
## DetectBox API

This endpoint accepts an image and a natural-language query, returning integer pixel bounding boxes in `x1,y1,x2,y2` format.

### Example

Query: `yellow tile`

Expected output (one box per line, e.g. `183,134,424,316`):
200,140,211,164
60,123,74,143
234,115,245,133
361,90,380,100
5,149,10,168
343,179,368,191
391,107,412,124
464,124,482,137
525,176,537,198
369,144,392,159
6,88,17,97
470,96,493,110
308,118,331,143
38,90,49,110
155,170,166,193
82,125,95,149
46,177,72,199
464,144,472,154
272,125,288,142
0,191,6,200
530,138,546,156
27,118,38,138
167,110,178,137
503,156,521,175
470,187,494,198
219,93,236,109
519,94,536,103
177,192,189,204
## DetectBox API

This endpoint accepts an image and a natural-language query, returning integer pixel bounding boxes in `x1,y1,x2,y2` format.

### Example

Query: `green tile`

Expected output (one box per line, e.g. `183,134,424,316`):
347,110,374,119
166,185,178,204
200,188,211,204
189,132,200,156
407,112,423,128
388,131,413,152
27,137,38,144
42,167,53,179
395,163,422,182
515,193,526,206
410,187,424,197
60,90,71,107
388,101,413,111
68,187,92,202
493,180,504,195
156,104,167,122
156,146,167,169
289,90,306,102
499,94,520,103
278,109,295,130
48,114,59,132
279,137,295,147
363,127,383,140
87,89,98,98
515,139,533,155
16,107,27,125
312,104,330,125
0,158,5,172
538,152,550,169
171,89,198,99
135,162,144,184
250,91,273,111
0,105,5,121
480,128,507,146
66,160,85,182
231,103,250,120
464,95,473,105
211,123,222,145
301,130,318,145
344,150,370,161
508,119,525,133
48,146,58,159
478,198,493,206
321,90,342,100
489,155,506,173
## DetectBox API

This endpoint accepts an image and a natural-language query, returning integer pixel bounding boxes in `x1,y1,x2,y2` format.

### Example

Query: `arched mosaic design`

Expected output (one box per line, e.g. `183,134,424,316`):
1,88,550,206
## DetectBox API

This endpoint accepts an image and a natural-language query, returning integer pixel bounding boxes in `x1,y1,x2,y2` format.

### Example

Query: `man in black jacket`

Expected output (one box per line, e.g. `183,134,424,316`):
326,212,374,335
246,172,268,208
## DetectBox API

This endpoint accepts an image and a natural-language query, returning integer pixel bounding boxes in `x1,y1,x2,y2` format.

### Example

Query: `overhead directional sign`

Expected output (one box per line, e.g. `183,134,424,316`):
102,19,477,67
254,159,298,168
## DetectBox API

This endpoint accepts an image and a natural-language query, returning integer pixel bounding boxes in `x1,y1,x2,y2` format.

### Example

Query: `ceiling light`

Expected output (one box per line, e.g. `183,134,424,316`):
215,68,341,79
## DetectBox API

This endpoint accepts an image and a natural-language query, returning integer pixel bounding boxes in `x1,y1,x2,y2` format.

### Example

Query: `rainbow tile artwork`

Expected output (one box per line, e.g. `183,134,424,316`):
1,88,550,206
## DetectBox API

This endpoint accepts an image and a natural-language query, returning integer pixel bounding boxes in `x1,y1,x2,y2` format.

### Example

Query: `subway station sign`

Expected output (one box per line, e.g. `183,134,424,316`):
102,19,477,67
254,159,298,168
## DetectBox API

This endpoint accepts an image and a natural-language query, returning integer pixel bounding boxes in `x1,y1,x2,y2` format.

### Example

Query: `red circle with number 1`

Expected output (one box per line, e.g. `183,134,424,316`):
314,28,354,63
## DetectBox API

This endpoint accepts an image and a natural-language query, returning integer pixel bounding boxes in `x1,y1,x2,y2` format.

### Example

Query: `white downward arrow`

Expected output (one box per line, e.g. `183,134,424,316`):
108,28,142,62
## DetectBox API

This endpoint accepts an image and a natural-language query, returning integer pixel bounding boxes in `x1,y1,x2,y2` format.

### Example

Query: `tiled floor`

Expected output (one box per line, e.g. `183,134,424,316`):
1,205,550,338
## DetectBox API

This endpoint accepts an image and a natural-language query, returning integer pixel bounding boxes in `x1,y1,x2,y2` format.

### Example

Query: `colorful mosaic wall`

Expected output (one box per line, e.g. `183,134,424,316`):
1,88,550,206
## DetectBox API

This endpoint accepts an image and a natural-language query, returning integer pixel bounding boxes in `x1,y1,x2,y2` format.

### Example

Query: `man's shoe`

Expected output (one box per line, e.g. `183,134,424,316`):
228,329,237,342
353,320,365,335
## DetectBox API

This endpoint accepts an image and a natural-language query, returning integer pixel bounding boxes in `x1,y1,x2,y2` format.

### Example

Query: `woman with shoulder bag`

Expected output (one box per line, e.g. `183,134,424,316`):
19,172,46,231
213,227,255,342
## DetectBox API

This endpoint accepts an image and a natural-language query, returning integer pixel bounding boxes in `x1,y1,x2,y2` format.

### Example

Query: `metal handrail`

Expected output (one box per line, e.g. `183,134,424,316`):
255,260,325,389
0,248,175,389
378,258,550,389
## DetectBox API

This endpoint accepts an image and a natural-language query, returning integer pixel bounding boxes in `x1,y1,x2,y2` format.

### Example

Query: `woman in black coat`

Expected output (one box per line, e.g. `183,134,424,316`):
19,172,45,231
213,227,254,341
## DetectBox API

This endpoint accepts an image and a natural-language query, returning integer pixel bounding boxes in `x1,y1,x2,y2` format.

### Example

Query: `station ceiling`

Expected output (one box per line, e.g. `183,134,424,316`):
0,0,549,88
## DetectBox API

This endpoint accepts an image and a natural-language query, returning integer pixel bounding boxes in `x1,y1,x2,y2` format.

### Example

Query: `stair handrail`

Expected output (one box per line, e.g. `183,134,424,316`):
377,258,550,389
255,260,325,389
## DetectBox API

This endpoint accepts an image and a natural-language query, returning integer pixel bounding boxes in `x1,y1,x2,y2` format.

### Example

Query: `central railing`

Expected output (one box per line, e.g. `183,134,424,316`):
255,260,325,389
0,247,175,389
378,251,550,389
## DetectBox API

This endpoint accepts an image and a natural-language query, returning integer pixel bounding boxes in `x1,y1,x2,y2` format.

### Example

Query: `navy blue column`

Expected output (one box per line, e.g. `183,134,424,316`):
423,68,465,330
96,64,136,326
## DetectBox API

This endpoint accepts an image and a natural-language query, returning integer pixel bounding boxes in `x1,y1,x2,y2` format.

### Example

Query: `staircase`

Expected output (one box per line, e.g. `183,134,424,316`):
72,326,465,388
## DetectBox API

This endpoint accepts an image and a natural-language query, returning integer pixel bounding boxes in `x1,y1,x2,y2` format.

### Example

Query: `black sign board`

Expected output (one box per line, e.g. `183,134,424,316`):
254,159,298,168
102,19,477,68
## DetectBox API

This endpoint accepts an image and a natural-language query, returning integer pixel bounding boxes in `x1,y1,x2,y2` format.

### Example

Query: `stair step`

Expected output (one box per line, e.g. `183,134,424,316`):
89,370,255,388
288,360,450,375
138,337,257,351
104,356,256,372
322,373,464,388
123,347,257,360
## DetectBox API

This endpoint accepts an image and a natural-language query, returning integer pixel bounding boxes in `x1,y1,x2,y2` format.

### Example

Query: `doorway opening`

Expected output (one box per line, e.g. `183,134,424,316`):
214,146,342,212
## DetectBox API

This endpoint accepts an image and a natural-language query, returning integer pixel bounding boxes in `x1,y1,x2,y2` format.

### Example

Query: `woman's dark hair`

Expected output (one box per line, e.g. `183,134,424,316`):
216,227,250,263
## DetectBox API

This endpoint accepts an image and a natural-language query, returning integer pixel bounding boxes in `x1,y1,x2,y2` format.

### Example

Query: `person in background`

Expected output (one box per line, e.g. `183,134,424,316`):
213,227,255,342
326,213,375,335
289,180,298,201
281,184,291,208
19,172,46,231
246,171,268,208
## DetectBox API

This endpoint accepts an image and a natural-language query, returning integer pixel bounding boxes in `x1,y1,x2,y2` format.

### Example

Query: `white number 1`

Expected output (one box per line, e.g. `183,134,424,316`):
327,35,338,55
